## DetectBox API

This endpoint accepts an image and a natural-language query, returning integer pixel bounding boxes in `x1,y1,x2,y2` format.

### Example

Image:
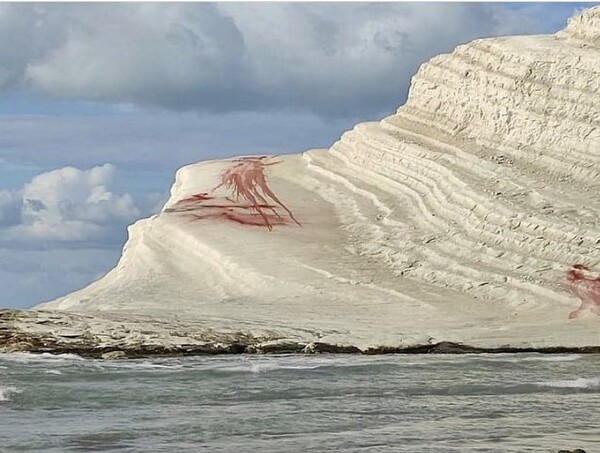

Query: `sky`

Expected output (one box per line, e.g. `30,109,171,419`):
0,2,596,308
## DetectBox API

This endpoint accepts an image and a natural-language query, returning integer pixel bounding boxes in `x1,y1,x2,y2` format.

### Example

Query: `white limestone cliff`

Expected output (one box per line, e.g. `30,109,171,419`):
35,7,600,351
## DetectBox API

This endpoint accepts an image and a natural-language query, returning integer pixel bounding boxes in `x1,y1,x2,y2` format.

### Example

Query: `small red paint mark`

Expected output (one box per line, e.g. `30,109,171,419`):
565,263,600,319
165,156,301,230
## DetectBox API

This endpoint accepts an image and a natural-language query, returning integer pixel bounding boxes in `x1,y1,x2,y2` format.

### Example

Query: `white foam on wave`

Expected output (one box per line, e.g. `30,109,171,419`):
476,354,582,363
0,352,85,363
0,385,21,402
105,360,185,371
216,361,323,374
538,377,600,389
528,355,582,362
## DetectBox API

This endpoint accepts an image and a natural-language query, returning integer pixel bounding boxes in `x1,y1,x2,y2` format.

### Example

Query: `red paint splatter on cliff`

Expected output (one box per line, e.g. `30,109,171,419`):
565,263,600,319
165,156,301,230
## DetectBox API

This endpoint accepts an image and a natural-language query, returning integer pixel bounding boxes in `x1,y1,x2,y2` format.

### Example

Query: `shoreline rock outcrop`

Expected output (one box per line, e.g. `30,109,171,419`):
1,309,599,358
3,7,600,357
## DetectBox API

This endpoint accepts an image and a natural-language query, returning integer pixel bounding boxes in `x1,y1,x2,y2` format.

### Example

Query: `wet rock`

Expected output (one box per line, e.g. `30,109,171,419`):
303,342,361,354
56,329,83,338
101,351,127,360
247,339,305,354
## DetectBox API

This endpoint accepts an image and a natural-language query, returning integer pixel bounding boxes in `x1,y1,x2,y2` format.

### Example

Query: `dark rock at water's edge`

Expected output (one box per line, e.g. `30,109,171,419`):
557,449,587,453
1,309,599,359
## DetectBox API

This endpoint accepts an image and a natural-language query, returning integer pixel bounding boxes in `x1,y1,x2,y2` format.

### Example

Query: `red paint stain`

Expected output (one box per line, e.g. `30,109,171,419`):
165,156,300,230
565,263,600,319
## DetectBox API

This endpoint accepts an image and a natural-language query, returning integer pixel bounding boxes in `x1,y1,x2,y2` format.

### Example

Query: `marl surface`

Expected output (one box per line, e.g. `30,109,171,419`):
32,7,600,350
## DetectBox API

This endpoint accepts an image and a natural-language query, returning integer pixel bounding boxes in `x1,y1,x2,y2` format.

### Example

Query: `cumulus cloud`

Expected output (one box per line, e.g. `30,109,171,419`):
0,163,140,245
0,3,587,117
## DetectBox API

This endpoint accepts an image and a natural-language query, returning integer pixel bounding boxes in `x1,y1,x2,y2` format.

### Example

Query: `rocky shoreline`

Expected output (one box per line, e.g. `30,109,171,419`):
2,309,598,359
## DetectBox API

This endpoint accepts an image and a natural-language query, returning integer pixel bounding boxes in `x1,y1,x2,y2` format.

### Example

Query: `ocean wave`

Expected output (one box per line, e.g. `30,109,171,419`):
465,354,583,364
537,377,600,389
0,385,21,402
524,355,582,362
215,361,324,374
107,361,186,371
446,353,582,362
0,352,85,363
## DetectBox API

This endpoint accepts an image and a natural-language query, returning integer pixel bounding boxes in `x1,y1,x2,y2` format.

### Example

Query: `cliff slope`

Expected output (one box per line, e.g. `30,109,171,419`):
34,7,600,351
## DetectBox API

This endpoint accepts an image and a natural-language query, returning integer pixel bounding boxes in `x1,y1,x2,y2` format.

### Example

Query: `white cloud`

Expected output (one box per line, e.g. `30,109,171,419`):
1,163,140,244
0,3,587,117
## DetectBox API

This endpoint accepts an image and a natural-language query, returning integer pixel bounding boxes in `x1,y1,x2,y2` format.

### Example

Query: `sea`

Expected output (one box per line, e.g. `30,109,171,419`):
1,352,599,452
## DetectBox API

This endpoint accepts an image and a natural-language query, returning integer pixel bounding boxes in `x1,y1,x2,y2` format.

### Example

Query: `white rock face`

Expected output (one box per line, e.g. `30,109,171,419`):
37,7,600,349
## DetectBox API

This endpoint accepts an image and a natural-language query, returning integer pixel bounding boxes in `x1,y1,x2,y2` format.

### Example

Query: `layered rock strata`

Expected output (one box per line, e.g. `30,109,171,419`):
4,7,600,355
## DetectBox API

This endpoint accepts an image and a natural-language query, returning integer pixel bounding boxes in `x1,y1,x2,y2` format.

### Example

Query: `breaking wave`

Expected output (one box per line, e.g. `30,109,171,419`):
0,385,21,402
537,377,600,389
0,352,85,363
215,362,323,374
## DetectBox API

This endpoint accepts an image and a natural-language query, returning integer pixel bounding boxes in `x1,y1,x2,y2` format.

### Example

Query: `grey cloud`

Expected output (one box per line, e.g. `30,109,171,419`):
0,3,67,90
24,4,249,110
0,3,587,118
23,198,46,212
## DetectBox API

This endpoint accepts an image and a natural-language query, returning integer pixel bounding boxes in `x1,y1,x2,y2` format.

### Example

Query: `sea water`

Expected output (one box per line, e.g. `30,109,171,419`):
1,353,599,452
